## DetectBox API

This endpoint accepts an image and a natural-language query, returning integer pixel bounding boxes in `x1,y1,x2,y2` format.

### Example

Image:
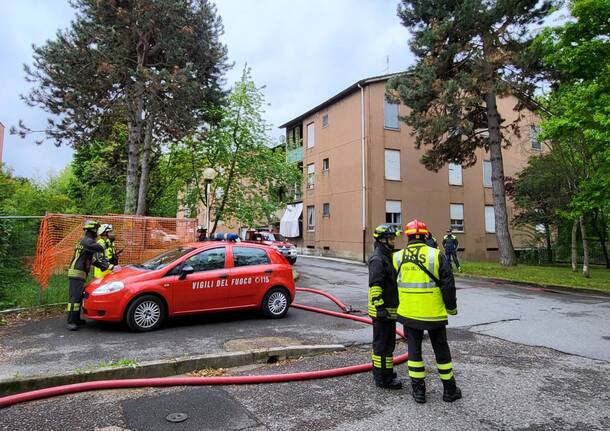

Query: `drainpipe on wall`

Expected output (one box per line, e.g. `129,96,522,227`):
358,83,366,263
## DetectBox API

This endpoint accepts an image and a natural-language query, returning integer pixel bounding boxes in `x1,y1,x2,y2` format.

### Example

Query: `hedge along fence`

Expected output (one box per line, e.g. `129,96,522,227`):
32,214,198,289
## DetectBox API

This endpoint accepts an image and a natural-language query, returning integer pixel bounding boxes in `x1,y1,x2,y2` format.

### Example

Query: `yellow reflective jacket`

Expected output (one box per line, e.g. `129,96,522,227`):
393,241,457,329
93,238,116,278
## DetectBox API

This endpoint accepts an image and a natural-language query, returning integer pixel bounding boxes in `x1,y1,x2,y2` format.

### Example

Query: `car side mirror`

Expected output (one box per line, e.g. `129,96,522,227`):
179,264,195,280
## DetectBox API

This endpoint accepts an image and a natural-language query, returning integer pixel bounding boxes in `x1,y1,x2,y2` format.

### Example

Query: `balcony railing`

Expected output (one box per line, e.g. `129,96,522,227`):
287,146,303,163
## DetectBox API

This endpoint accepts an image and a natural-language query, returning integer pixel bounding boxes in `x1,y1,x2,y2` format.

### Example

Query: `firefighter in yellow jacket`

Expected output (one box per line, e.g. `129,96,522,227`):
368,224,402,389
94,224,119,278
393,219,461,404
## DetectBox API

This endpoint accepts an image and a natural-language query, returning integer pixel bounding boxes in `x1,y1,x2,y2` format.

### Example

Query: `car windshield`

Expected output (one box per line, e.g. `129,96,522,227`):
135,247,196,270
261,233,276,241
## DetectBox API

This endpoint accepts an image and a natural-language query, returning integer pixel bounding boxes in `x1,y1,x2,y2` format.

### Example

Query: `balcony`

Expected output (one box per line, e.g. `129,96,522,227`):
287,146,303,163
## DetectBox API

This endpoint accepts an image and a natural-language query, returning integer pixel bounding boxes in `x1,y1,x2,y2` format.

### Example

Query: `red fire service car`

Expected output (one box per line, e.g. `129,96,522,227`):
244,230,298,264
82,241,295,332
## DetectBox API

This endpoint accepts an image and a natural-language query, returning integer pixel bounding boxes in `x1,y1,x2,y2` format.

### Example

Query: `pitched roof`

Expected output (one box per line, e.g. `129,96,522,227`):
279,73,400,129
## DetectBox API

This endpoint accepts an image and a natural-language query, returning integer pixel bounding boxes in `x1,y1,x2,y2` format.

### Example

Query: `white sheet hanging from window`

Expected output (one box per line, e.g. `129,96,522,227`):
280,203,303,238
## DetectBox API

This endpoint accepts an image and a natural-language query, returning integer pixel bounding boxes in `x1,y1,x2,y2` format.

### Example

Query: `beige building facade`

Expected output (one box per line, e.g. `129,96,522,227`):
280,74,541,261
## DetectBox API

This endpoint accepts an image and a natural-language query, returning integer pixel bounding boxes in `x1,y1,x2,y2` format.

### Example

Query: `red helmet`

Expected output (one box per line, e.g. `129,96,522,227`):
404,219,428,237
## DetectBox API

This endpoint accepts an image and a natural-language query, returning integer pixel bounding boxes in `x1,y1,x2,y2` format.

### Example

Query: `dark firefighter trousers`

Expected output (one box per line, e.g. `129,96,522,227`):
67,277,86,324
372,318,396,383
446,251,460,270
405,326,455,383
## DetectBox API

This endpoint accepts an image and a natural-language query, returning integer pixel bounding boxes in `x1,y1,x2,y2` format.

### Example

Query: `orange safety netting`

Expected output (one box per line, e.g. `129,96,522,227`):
32,214,198,288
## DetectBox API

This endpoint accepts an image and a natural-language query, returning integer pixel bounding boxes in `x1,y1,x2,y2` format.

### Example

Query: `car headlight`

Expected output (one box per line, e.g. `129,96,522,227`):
91,281,125,296
271,245,279,250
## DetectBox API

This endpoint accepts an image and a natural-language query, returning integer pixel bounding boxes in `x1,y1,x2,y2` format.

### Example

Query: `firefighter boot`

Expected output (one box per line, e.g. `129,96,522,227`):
442,378,462,402
374,370,403,390
411,379,426,403
67,310,80,331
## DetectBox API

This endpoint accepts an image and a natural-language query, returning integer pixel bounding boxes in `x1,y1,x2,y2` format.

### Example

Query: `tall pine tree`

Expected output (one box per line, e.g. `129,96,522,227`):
17,0,229,214
388,0,556,265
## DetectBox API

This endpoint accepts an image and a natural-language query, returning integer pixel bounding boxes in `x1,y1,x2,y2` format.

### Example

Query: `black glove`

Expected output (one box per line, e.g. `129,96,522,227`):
376,308,389,320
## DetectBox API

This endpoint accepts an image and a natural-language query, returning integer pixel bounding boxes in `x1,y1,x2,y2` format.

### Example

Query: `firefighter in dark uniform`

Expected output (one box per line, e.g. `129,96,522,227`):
93,224,119,278
197,226,208,242
442,228,461,271
394,219,461,403
368,224,402,389
66,220,116,331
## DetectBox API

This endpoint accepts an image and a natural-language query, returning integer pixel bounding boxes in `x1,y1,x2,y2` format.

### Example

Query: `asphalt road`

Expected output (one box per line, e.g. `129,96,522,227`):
1,257,609,379
1,256,609,430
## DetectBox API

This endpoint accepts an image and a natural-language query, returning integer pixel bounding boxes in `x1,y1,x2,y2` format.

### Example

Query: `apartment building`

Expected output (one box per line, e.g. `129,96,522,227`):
279,74,541,261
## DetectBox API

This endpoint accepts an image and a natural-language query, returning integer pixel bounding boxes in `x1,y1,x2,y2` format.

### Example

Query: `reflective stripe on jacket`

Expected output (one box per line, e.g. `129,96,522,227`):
69,234,110,280
393,243,447,323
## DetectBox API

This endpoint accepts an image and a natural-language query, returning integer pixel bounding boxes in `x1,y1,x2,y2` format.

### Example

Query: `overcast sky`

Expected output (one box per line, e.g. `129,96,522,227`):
0,0,413,179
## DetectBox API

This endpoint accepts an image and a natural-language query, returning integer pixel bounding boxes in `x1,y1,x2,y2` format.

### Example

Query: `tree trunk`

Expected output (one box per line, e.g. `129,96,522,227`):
544,223,553,264
136,119,153,216
125,94,144,214
580,215,590,278
210,153,238,235
592,210,610,268
571,218,578,272
485,89,517,266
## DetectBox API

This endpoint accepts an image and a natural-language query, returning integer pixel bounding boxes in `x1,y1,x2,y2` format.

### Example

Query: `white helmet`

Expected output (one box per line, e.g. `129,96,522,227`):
97,224,113,236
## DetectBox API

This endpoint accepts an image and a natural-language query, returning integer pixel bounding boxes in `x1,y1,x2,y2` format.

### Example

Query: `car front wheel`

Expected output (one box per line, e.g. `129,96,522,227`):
126,295,166,332
262,287,290,318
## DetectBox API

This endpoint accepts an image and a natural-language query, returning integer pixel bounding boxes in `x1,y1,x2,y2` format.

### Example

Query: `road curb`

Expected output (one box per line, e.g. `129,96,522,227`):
455,273,610,297
0,344,345,397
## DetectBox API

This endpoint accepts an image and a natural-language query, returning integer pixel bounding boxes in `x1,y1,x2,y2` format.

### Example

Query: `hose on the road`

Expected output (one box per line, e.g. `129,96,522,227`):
0,288,407,408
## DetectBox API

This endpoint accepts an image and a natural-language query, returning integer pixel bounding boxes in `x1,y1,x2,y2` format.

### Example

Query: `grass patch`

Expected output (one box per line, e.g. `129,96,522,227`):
0,266,68,310
460,261,610,292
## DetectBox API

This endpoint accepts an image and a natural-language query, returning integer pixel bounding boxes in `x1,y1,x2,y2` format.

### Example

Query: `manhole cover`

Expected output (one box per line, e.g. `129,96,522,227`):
166,413,188,423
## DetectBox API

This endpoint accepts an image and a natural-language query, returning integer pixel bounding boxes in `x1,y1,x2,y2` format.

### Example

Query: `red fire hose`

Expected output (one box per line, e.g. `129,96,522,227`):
0,287,407,408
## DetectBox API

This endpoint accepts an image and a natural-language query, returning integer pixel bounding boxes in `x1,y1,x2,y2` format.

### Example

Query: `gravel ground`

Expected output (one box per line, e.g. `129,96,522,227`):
2,328,609,431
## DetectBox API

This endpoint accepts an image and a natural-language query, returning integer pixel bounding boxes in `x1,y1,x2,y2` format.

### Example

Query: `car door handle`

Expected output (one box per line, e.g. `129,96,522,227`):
264,269,273,274
219,274,229,279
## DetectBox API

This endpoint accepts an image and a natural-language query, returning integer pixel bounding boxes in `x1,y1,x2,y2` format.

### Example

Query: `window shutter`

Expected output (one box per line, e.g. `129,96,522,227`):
384,150,401,180
448,163,462,185
485,206,495,233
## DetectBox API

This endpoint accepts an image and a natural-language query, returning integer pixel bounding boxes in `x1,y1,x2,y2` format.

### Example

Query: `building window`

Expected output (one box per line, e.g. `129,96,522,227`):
384,149,401,181
450,203,464,232
322,113,329,128
448,163,462,185
530,125,541,150
307,163,315,189
485,206,496,233
307,205,315,231
384,100,400,130
483,160,492,188
385,200,402,225
322,158,329,171
323,203,330,217
307,122,315,148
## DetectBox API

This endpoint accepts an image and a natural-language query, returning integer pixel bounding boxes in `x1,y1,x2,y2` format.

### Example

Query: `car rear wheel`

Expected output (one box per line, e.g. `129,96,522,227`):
262,287,290,318
126,295,166,332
